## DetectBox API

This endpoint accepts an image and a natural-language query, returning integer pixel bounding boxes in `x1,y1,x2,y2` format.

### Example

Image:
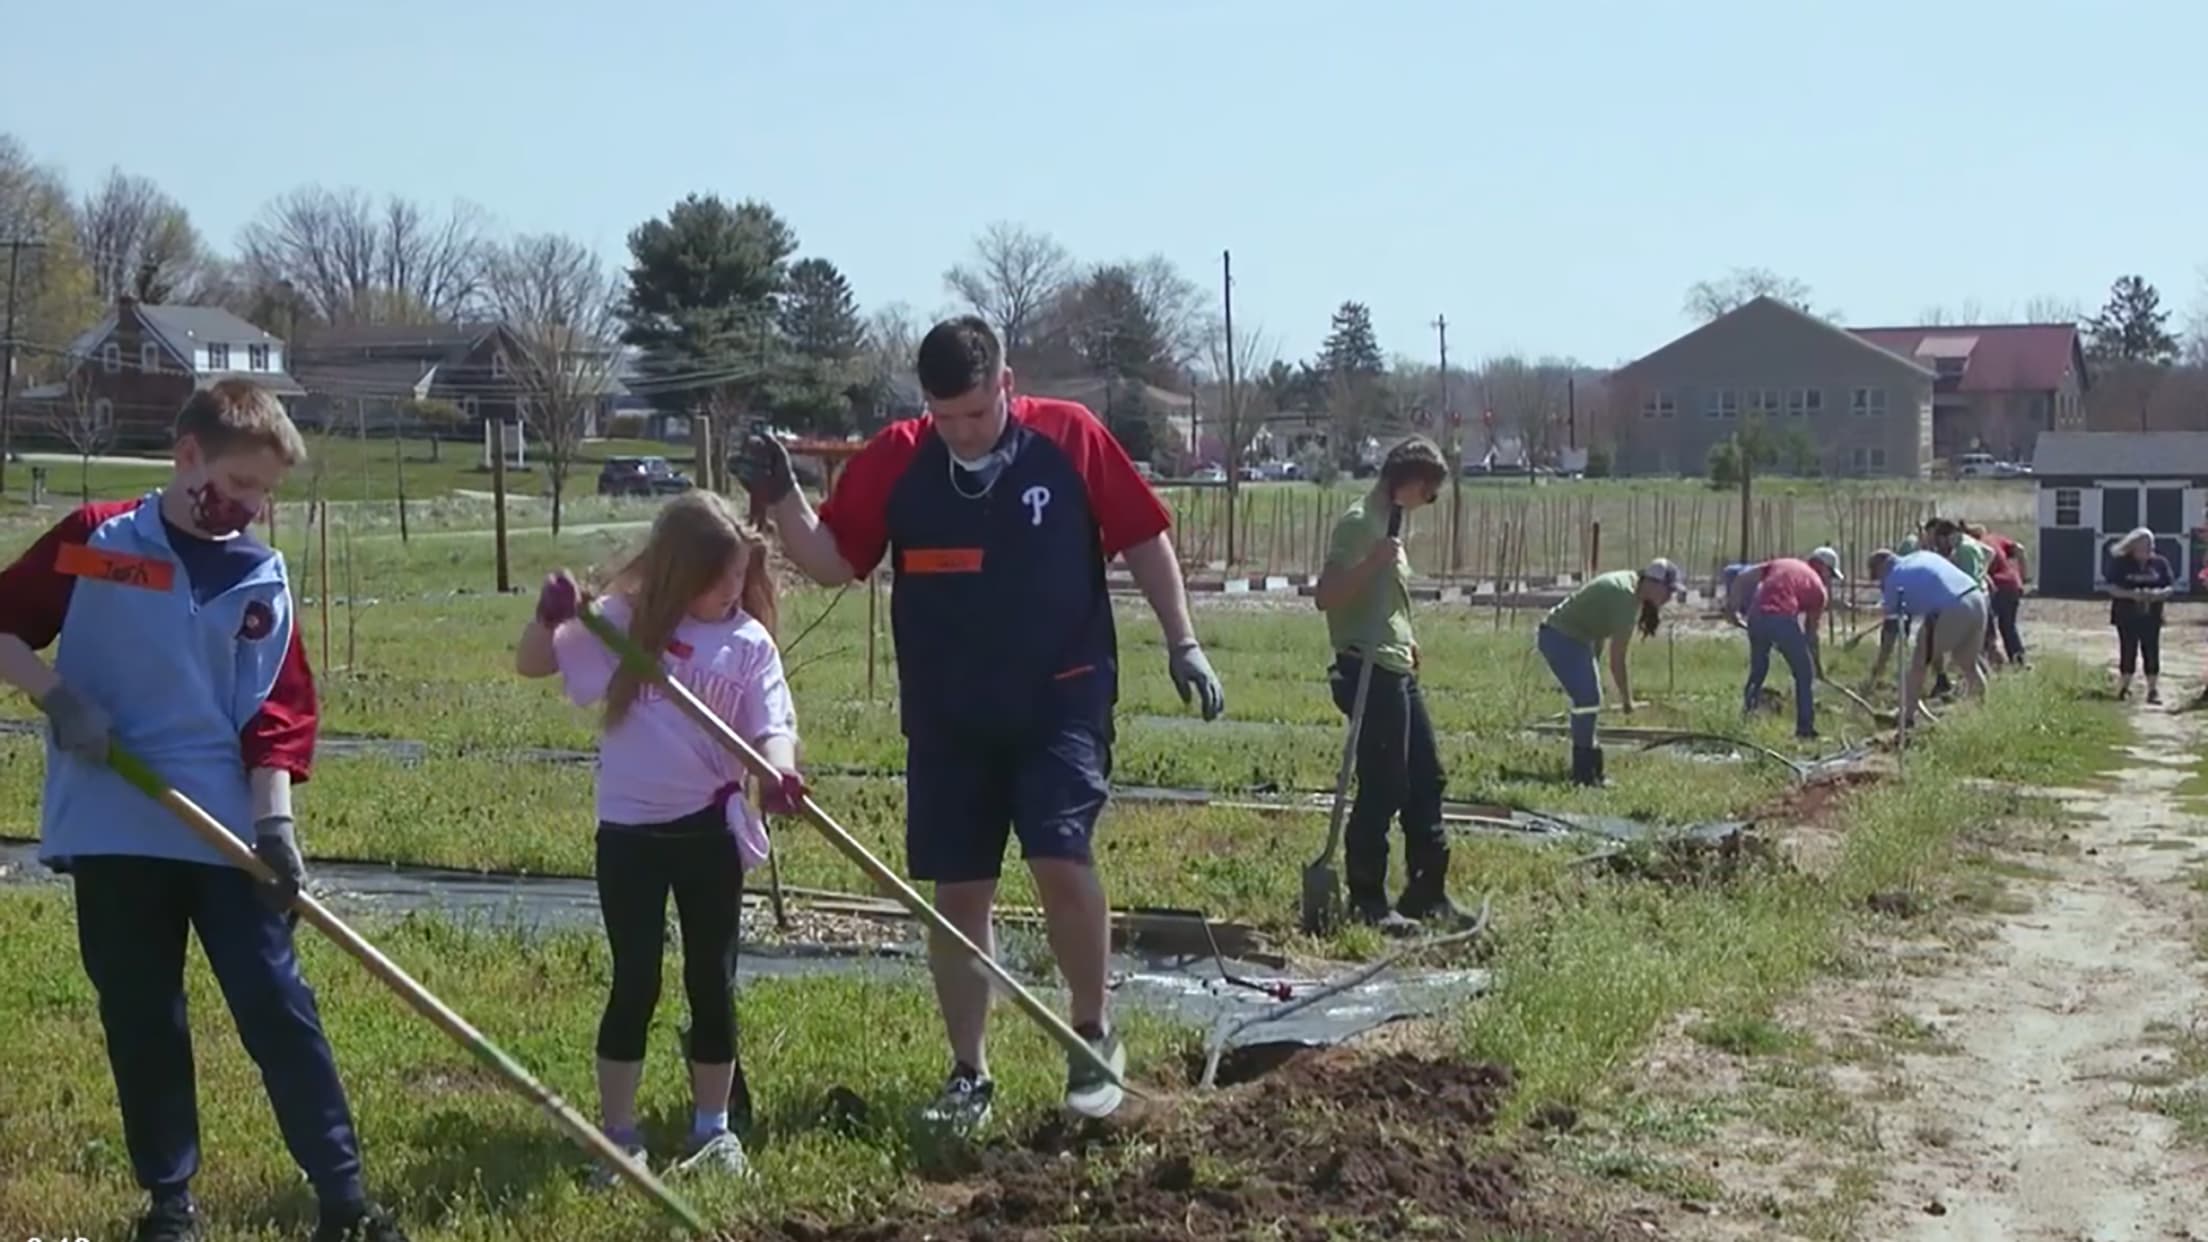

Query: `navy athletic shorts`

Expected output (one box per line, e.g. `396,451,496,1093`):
903,717,1113,883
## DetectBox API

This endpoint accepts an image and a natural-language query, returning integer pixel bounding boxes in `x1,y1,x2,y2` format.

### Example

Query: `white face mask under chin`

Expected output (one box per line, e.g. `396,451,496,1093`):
948,449,1009,498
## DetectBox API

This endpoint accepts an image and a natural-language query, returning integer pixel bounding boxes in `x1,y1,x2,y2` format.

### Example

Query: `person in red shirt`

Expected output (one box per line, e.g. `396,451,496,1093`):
1966,522,2027,667
735,316,1223,1126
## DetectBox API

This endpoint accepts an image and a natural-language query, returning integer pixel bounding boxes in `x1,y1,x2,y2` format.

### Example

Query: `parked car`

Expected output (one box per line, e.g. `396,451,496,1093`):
1238,465,1265,482
1133,460,1159,482
1192,464,1228,483
1259,459,1303,481
1954,452,1999,479
597,455,693,496
1994,460,2034,478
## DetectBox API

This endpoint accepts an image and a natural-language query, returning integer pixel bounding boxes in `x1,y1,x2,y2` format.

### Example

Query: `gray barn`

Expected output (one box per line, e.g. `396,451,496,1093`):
2032,431,2208,597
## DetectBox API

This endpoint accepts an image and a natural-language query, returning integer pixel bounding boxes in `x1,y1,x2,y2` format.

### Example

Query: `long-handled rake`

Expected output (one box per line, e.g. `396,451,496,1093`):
105,747,711,1236
575,604,1130,1099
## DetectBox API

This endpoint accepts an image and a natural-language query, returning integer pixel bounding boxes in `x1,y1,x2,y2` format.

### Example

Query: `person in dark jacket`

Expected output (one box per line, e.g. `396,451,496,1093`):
2106,526,2173,704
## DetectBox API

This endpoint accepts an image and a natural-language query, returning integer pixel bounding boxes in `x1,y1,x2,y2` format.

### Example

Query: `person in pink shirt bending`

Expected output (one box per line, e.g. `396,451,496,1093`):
513,492,803,1184
1743,547,1843,740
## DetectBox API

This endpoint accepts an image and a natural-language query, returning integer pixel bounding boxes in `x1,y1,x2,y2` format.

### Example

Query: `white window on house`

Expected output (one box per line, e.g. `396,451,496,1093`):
1850,448,1866,472
248,344,270,372
491,351,507,379
102,343,121,374
1704,389,1739,419
1870,448,1887,469
2055,488,2082,527
1748,388,1782,418
140,343,160,374
1640,391,1676,419
1934,356,1966,380
1787,388,1823,418
207,343,231,370
1851,387,1887,417
91,398,113,431
461,395,480,420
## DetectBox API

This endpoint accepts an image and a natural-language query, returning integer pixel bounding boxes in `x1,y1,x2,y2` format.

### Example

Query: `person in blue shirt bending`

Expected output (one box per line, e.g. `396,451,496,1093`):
1868,546,1988,728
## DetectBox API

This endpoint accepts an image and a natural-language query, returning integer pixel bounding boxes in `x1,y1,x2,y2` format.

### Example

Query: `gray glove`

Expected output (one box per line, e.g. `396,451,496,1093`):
39,682,112,766
1168,640,1225,721
252,815,307,913
732,432,796,508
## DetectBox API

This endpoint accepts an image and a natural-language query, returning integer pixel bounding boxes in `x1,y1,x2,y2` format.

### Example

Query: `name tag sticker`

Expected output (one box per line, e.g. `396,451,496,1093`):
902,548,985,574
56,543,176,592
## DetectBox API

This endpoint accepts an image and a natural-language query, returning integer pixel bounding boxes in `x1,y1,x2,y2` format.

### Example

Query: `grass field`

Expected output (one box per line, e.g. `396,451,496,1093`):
0,476,2120,1239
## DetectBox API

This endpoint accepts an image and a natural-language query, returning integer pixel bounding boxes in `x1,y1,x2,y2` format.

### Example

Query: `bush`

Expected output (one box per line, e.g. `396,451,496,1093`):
1707,439,1741,488
605,412,649,440
1298,442,1341,485
1585,444,1613,478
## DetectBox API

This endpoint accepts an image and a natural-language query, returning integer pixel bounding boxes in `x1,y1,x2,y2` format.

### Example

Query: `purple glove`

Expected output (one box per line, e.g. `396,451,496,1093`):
761,770,809,816
535,571,579,627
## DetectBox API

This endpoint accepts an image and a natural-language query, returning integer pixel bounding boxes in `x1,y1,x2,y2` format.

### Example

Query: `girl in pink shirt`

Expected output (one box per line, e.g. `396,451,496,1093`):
513,491,802,1183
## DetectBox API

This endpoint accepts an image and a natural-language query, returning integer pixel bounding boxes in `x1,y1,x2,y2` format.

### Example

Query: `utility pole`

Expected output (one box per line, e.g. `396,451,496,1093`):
1,238,49,497
1567,374,1578,450
1221,249,1238,567
1434,313,1458,574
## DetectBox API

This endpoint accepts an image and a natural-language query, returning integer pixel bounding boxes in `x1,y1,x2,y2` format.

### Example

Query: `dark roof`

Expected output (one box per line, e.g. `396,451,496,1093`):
1615,296,1937,382
290,358,440,399
2031,431,2208,477
1849,323,2086,393
292,322,491,354
142,304,282,348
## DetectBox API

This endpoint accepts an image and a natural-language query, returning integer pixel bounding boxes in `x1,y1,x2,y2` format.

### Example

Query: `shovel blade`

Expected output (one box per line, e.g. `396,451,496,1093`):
1299,863,1340,935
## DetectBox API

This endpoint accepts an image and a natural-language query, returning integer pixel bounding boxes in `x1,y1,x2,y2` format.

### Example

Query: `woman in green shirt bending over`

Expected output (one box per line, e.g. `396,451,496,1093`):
1538,559,1685,786
1313,437,1463,932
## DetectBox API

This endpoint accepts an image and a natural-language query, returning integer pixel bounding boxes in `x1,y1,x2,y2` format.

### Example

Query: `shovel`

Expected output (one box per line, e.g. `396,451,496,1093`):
1301,503,1401,936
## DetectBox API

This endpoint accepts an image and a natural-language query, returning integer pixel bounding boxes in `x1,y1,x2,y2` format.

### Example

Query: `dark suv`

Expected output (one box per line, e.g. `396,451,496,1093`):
596,455,693,497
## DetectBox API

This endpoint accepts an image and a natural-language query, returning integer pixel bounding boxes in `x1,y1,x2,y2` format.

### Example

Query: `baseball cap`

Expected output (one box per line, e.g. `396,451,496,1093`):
1808,546,1845,580
1642,557,1684,600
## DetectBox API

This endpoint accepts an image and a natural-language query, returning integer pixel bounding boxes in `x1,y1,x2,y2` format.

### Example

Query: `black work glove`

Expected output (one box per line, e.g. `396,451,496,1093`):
38,682,112,766
1168,640,1225,721
252,815,307,913
732,432,797,508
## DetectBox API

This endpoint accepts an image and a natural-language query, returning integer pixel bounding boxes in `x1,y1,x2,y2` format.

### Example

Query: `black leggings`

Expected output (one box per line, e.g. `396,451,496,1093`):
2117,617,2162,678
595,811,745,1067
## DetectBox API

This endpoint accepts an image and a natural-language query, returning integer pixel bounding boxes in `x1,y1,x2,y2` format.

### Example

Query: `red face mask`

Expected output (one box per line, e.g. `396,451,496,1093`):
188,481,261,537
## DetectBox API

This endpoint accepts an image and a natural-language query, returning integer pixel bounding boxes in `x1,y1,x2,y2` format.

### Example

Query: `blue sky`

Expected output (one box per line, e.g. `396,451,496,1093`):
4,0,2202,366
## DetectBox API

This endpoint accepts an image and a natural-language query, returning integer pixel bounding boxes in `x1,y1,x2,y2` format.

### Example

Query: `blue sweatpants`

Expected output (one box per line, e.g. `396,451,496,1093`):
1746,612,1816,736
71,855,365,1209
1538,624,1602,749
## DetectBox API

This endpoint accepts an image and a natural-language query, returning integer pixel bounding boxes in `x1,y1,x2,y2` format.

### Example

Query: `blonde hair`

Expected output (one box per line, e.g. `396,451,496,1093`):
2114,526,2156,556
174,378,308,465
600,491,778,727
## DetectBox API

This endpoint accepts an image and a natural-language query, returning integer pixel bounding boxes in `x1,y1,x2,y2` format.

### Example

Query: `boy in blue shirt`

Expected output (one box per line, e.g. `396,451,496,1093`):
0,381,407,1242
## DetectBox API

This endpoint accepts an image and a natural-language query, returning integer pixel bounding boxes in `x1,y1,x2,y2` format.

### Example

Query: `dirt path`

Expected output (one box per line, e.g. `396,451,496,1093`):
1862,622,2208,1240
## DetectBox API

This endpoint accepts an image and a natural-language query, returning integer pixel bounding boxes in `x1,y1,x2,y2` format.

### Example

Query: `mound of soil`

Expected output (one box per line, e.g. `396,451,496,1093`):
780,1050,1629,1241
1751,769,1881,829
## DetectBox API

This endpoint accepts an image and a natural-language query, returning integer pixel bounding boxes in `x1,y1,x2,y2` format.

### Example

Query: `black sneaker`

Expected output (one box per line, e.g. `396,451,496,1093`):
133,1198,201,1242
919,1066,995,1134
2148,688,2164,705
313,1203,410,1242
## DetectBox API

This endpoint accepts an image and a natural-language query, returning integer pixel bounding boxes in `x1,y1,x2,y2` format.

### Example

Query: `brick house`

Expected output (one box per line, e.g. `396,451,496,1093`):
1849,323,2090,464
1608,297,1937,478
290,321,625,447
19,296,304,449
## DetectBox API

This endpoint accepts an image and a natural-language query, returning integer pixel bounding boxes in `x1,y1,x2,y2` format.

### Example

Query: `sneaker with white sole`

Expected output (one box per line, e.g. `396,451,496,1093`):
918,1066,995,1134
587,1139,651,1192
675,1129,750,1177
1064,1030,1128,1119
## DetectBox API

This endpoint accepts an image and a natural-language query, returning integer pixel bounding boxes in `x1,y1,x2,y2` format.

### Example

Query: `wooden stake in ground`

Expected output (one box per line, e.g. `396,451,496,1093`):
491,419,511,595
105,746,711,1236
317,497,331,672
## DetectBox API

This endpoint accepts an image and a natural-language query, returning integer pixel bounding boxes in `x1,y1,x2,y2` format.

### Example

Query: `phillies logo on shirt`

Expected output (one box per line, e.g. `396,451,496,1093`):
238,600,275,641
1022,485,1052,527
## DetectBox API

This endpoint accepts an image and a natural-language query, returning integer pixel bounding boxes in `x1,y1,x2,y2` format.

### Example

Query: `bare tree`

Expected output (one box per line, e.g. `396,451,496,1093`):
1683,267,1820,321
484,233,623,535
2023,294,2086,325
240,185,487,324
1128,254,1215,370
861,300,923,420
943,222,1072,353
45,370,114,500
1474,355,1576,460
1203,319,1279,467
76,169,208,303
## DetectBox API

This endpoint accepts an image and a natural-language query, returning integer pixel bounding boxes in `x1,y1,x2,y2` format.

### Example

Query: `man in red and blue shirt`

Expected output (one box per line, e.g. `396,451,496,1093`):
739,316,1223,1126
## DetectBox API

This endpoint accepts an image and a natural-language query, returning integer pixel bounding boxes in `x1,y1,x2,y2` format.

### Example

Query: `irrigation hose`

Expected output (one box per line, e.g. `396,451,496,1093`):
106,746,711,1237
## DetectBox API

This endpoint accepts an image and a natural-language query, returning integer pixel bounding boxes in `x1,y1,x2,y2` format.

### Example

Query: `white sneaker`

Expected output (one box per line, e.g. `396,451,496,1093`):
587,1141,650,1192
1064,1030,1128,1119
675,1129,750,1177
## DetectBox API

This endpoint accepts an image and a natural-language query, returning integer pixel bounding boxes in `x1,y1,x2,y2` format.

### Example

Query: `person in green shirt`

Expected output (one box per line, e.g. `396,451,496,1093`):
1314,436,1461,932
1929,519,1994,685
1537,558,1684,786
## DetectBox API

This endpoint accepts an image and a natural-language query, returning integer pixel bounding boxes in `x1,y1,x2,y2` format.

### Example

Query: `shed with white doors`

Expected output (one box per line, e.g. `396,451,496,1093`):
2032,431,2208,597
